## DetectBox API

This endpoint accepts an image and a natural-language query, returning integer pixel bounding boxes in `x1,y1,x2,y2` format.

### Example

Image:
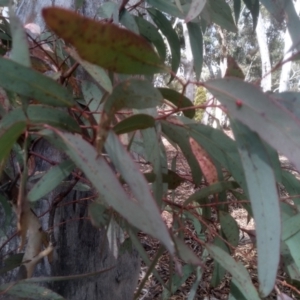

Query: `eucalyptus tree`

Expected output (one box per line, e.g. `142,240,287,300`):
0,1,300,300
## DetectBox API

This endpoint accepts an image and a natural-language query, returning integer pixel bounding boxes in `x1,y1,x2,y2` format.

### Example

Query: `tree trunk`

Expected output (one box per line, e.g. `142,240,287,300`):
256,12,272,92
0,1,140,299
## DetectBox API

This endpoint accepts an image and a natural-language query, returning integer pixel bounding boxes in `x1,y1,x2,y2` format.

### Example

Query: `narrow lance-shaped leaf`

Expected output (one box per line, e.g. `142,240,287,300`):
0,105,81,133
134,16,167,61
148,8,181,81
9,7,31,67
158,88,195,118
66,48,112,94
233,0,241,24
105,79,163,113
146,0,185,18
28,160,75,202
42,130,174,255
203,78,300,173
202,0,237,33
187,22,203,81
231,120,280,297
243,0,260,30
206,244,260,300
141,125,164,205
113,114,155,135
0,282,65,300
0,56,74,107
42,7,165,75
0,122,26,170
105,130,174,253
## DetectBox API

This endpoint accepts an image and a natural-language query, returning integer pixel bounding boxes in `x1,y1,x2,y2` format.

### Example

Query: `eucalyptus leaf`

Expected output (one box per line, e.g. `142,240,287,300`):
43,7,164,75
42,129,174,255
0,56,74,107
28,160,75,202
206,244,260,300
0,105,81,133
148,8,180,80
231,120,280,297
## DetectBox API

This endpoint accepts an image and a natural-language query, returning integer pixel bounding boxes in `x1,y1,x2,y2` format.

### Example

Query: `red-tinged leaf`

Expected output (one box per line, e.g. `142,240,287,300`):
189,137,218,185
42,7,164,75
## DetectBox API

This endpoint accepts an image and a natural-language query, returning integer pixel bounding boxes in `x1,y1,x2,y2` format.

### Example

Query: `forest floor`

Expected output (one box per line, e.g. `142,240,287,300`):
136,132,300,300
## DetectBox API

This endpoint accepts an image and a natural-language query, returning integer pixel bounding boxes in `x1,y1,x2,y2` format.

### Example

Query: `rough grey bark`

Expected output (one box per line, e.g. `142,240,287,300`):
0,1,140,299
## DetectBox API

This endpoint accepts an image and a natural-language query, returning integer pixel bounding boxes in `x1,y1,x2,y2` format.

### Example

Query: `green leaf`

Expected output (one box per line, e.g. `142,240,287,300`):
97,2,119,22
159,88,195,118
148,8,180,80
88,202,109,228
172,116,247,190
9,7,31,67
174,237,202,265
229,281,248,300
120,10,139,34
28,160,75,202
203,0,237,32
211,237,227,287
206,244,260,300
43,130,174,255
81,81,104,116
146,0,185,18
42,7,164,75
0,56,74,107
233,0,241,24
0,105,81,133
185,181,239,205
0,122,25,168
259,0,285,22
0,282,65,300
243,0,259,30
0,253,24,275
67,48,112,94
134,16,167,61
161,120,203,185
231,120,280,297
282,170,300,206
282,213,300,241
185,0,207,23
188,266,204,300
203,78,300,176
141,124,164,205
162,265,194,298
113,114,155,135
220,211,240,248
272,91,300,119
105,79,163,112
285,232,300,278
105,130,174,253
187,22,203,81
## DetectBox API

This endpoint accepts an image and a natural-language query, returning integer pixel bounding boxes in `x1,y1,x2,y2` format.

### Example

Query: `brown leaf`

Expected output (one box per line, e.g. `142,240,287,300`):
189,137,218,185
